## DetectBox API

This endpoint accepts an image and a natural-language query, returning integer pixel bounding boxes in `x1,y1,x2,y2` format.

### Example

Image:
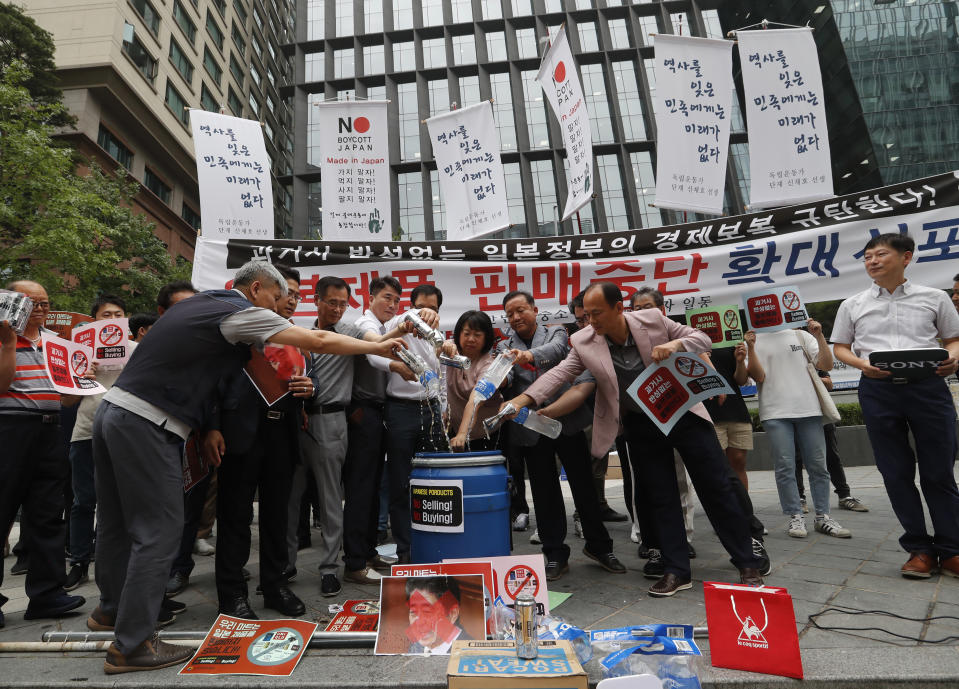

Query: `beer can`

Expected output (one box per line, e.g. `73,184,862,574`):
0,290,33,335
514,593,538,659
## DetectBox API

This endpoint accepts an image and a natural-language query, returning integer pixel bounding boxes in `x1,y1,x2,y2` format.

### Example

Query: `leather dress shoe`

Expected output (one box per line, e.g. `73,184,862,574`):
263,586,306,617
162,598,187,614
367,554,396,572
739,567,764,587
545,560,569,581
104,632,193,674
24,593,85,619
688,543,697,559
940,555,959,578
599,506,629,522
218,596,259,620
648,573,692,597
87,604,175,630
344,567,382,585
165,571,189,597
583,547,627,574
901,552,937,579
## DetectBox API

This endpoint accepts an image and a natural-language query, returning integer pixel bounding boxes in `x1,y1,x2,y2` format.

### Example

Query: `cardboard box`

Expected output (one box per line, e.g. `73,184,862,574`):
447,640,587,689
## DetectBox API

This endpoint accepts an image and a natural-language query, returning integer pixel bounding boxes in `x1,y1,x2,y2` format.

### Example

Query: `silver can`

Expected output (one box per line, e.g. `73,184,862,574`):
514,593,538,659
0,290,34,335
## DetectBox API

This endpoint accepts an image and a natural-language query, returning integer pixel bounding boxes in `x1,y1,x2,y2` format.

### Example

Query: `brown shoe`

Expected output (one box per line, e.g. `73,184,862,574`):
901,552,937,579
87,606,115,632
648,573,692,598
103,634,193,674
343,567,382,585
739,567,764,587
940,555,959,578
367,554,396,572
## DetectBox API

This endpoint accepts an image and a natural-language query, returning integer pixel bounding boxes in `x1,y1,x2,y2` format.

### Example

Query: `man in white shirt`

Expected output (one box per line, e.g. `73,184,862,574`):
833,233,959,579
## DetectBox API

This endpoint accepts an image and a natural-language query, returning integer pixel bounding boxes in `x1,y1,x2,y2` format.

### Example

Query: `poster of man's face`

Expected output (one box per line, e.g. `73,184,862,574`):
374,575,486,655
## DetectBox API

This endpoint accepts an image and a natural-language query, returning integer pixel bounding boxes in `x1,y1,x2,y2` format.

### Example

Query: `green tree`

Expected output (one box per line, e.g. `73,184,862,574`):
0,60,190,313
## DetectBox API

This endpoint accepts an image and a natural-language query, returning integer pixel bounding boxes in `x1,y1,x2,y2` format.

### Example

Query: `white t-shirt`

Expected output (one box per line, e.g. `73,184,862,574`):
753,329,820,421
71,340,138,442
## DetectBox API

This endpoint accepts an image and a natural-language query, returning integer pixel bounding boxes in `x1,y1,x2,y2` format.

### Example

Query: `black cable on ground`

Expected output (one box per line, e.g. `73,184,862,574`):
808,605,959,644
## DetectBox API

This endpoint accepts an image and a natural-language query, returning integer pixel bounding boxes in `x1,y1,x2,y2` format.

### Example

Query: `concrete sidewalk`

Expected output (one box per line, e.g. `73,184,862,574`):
4,464,959,687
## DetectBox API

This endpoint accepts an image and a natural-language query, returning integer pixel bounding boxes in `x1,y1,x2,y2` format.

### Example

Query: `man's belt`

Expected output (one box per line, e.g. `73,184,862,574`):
0,413,60,424
265,410,286,420
320,404,345,414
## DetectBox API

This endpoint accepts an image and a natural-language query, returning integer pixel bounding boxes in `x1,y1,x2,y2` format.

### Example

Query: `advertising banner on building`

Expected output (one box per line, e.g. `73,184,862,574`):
653,34,734,215
537,26,593,221
738,28,833,209
315,101,391,241
190,110,275,240
190,171,958,330
426,101,510,240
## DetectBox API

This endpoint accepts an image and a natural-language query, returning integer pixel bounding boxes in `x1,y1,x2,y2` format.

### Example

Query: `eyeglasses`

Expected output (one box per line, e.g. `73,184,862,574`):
321,299,349,311
574,316,588,325
31,301,51,310
287,292,301,302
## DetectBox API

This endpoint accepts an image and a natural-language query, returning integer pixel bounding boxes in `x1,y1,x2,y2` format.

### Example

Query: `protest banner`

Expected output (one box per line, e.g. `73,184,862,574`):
444,554,550,615
743,285,808,332
72,318,130,369
325,600,380,633
180,615,317,676
653,34,734,215
191,171,959,330
190,110,274,239
409,479,464,533
392,561,496,636
739,28,832,209
315,101,391,241
45,311,90,339
626,352,736,435
686,304,743,348
426,101,509,240
39,333,107,396
537,26,593,221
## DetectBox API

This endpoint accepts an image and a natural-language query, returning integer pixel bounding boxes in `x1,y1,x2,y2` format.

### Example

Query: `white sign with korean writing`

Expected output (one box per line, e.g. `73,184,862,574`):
537,26,593,221
190,110,274,239
738,28,833,209
426,101,509,240
653,34,734,215
316,101,391,241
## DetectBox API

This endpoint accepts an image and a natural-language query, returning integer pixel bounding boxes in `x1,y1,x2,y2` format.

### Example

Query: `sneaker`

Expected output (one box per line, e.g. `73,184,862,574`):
800,497,809,514
787,514,807,538
573,513,583,538
630,523,640,544
64,563,89,591
529,529,541,545
839,496,869,512
321,573,342,597
642,548,665,580
344,567,382,585
10,555,28,576
103,632,193,674
815,514,851,538
753,538,772,576
512,513,529,532
193,537,215,556
23,593,85,620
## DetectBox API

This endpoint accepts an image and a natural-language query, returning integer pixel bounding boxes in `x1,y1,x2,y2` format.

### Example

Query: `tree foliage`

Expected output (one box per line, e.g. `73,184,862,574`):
0,60,190,313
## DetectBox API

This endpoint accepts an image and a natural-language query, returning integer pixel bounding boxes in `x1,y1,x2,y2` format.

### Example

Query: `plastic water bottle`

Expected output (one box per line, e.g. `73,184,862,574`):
473,351,517,400
513,407,562,439
396,346,440,395
402,310,445,348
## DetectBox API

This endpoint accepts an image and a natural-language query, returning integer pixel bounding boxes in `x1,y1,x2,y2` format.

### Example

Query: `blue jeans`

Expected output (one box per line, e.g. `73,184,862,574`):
764,416,831,517
69,440,96,565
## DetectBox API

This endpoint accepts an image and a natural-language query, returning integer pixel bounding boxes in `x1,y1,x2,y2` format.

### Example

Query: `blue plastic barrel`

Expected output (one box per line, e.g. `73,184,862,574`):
409,451,511,563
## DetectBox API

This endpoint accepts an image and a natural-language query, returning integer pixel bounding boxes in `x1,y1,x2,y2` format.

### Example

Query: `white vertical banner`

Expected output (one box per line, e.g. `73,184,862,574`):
315,101,391,241
425,101,510,240
190,110,274,239
738,28,833,209
537,26,593,221
652,34,734,215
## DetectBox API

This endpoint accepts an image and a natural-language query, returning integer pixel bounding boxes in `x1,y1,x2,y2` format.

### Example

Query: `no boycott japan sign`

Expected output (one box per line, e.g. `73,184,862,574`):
410,479,464,533
39,333,107,396
626,352,736,435
743,285,808,332
181,615,318,676
686,304,743,348
72,317,130,369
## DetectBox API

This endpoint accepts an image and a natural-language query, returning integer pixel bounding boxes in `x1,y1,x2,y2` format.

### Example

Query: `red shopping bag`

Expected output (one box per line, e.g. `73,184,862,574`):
702,582,803,679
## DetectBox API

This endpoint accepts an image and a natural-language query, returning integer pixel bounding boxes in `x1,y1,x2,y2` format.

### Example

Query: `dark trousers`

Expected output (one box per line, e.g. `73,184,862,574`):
343,403,387,571
385,398,447,557
556,431,613,557
506,438,531,518
170,466,212,577
68,439,96,565
623,411,758,579
0,415,67,607
795,423,850,500
860,376,959,557
215,416,297,603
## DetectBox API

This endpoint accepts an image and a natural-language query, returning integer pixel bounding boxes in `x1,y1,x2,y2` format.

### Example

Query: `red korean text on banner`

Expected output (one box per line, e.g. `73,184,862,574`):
703,582,803,679
743,285,808,333
636,368,689,424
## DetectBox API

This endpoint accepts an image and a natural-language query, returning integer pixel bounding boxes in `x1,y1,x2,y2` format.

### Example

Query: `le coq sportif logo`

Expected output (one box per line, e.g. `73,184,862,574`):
732,594,769,649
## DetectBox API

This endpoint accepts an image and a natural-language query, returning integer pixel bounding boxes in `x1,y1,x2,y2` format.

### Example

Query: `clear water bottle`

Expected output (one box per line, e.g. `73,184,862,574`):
396,346,439,395
473,351,517,400
513,407,562,439
402,310,445,348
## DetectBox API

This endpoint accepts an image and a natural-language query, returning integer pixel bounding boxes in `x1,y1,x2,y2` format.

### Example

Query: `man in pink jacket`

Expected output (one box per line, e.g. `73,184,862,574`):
505,282,763,597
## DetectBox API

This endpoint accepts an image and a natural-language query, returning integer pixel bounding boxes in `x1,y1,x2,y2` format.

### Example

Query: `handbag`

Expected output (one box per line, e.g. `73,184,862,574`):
794,331,841,426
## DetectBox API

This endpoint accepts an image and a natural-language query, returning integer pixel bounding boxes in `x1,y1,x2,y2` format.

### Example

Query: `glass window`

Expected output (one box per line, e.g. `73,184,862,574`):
398,171,425,240
122,30,157,84
529,159,558,235
305,51,323,81
597,155,627,230
630,151,662,229
230,53,246,84
165,80,190,124
334,47,354,78
486,31,506,61
267,93,276,113
131,0,160,34
232,23,246,55
669,12,687,35
228,87,243,115
144,168,171,203
643,57,658,116
398,81,420,160
264,120,274,141
577,21,598,52
203,47,222,84
252,35,263,59
511,0,532,17
543,0,561,10
503,162,526,234
169,39,193,83
368,84,386,101
267,41,276,61
482,0,501,19
393,0,412,29
452,34,475,66
335,0,352,36
428,78,448,116
702,9,723,39
575,0,592,8
729,142,751,208
248,91,260,116
210,0,226,16
235,1,248,24
206,12,224,50
581,63,613,143
451,0,472,23
422,37,445,69
200,83,218,111
516,27,537,59
522,69,548,148
489,72,515,151
393,40,415,72
307,0,324,40
636,14,657,46
365,0,383,33
613,61,646,141
608,18,630,49
182,202,201,230
459,74,480,106
363,44,384,75
173,0,196,43
97,124,133,169
423,0,443,26
250,63,261,87
429,168,445,240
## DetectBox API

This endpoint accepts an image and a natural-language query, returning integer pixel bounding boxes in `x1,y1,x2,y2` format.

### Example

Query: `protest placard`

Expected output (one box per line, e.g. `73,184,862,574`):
180,615,317,676
72,318,130,369
743,285,808,332
39,333,107,396
685,304,743,348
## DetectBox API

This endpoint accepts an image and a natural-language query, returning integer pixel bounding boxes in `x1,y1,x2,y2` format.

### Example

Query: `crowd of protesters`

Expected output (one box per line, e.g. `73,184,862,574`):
1,233,957,674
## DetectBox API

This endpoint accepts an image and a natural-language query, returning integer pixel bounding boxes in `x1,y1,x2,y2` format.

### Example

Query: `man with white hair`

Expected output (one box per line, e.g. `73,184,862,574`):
89,260,407,675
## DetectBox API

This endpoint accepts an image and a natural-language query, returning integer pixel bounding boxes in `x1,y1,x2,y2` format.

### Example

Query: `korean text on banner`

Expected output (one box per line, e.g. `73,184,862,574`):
426,102,509,240
743,285,808,333
626,352,736,435
316,101,391,241
738,28,833,209
653,34,734,215
39,333,108,396
180,615,318,676
190,110,274,240
686,304,743,348
537,26,593,221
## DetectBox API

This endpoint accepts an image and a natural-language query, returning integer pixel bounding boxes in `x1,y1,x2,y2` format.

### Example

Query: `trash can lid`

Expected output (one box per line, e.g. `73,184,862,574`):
413,451,505,468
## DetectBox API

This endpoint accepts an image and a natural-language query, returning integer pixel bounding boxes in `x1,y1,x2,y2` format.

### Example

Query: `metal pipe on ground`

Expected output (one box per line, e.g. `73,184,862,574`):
38,630,379,649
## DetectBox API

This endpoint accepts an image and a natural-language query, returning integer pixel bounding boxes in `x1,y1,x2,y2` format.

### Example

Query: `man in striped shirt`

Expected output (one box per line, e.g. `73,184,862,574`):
0,280,85,628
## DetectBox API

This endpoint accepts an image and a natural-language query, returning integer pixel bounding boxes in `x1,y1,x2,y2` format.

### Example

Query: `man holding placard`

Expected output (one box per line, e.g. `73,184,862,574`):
833,233,959,579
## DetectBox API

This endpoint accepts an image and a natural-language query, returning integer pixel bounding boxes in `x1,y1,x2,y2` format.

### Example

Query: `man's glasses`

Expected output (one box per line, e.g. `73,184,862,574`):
321,299,349,311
